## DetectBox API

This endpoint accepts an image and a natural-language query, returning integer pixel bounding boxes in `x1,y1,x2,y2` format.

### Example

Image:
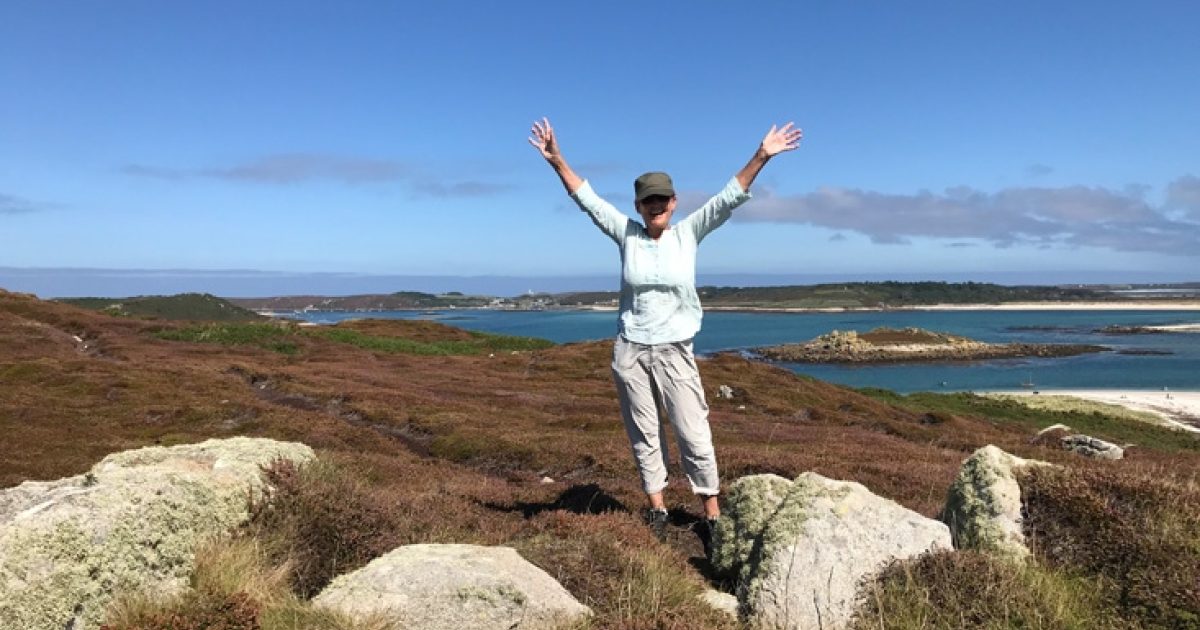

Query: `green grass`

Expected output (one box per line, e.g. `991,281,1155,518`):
312,327,552,355
858,389,1200,453
984,393,1168,426
154,323,300,354
154,320,553,357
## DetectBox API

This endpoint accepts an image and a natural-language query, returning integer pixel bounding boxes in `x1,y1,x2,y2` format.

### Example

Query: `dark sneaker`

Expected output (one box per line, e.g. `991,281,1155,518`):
699,517,720,561
647,508,669,541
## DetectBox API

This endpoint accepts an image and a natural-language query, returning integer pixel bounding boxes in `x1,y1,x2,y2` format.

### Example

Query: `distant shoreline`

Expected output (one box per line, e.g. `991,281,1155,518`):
262,301,1200,316
705,301,1200,313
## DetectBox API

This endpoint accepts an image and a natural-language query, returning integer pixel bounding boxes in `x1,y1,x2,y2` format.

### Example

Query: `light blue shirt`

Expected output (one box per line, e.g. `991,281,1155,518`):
571,177,752,344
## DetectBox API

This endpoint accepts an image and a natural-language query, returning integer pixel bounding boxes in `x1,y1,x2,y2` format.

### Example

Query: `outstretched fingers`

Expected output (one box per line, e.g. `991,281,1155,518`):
762,121,803,155
528,117,558,157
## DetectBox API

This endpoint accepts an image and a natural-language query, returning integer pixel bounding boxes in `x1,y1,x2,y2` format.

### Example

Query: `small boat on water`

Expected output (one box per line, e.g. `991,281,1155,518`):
1020,371,1036,388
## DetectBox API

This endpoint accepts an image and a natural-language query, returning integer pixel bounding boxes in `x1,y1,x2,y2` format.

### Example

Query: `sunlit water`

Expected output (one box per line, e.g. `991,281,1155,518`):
290,309,1200,394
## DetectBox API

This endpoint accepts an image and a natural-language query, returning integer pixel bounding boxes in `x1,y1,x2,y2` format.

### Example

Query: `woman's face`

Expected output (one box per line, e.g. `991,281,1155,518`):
636,194,677,232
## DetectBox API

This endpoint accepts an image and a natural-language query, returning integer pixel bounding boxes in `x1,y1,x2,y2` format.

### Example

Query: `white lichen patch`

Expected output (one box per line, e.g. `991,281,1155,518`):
940,444,1051,560
709,474,793,579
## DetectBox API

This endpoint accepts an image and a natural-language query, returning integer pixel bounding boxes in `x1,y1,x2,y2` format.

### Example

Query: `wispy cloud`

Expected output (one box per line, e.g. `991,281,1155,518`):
201,154,409,184
122,153,507,197
1025,163,1054,178
0,193,48,215
411,179,513,197
735,175,1200,255
119,164,190,181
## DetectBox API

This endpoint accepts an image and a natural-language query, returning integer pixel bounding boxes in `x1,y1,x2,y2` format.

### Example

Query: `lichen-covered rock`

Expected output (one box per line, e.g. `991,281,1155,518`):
940,444,1051,560
0,437,315,630
313,544,591,629
1061,434,1124,460
715,472,950,630
709,473,792,579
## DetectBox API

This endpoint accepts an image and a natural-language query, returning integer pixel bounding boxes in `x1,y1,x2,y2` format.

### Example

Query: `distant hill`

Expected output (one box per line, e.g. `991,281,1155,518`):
696,281,1114,308
229,292,491,312
57,293,263,321
220,281,1200,311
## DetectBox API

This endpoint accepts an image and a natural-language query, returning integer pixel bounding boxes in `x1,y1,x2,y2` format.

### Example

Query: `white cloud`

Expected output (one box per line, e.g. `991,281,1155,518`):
734,176,1200,256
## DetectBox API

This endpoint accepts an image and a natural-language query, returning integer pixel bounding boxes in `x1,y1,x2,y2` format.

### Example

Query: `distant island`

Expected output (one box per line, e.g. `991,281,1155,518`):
755,327,1108,364
48,281,1200,320
224,281,1200,313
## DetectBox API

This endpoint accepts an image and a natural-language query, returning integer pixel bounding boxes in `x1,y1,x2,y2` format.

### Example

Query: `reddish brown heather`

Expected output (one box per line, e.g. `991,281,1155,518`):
4,288,1199,629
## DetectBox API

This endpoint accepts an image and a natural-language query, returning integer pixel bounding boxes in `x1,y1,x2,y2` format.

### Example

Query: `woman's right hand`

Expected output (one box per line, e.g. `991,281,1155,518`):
528,117,560,160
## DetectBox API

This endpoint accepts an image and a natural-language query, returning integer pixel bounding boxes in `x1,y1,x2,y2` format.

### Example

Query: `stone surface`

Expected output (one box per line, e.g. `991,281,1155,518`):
1037,423,1073,437
0,437,315,630
701,588,738,620
713,472,951,630
940,444,1050,560
755,327,1106,364
313,543,591,629
1061,434,1124,460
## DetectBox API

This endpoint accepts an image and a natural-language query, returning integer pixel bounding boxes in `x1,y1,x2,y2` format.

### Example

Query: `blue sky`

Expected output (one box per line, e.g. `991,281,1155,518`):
2,1,1199,296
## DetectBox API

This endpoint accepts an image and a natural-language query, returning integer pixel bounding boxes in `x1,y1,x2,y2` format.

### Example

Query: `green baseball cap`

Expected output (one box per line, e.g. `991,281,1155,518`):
634,171,675,202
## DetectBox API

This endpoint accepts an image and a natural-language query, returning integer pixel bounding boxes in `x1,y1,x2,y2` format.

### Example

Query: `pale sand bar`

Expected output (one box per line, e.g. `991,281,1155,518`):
908,302,1200,311
991,389,1200,433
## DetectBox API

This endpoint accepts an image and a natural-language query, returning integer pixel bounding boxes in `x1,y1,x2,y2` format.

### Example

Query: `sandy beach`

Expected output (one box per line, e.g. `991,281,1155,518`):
991,389,1200,433
908,302,1200,311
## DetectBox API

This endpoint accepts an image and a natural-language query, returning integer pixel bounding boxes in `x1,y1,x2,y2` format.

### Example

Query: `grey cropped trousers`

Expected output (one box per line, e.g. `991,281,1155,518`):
610,336,719,496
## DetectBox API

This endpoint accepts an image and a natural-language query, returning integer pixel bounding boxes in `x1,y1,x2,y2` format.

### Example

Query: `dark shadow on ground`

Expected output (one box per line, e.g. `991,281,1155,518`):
481,483,630,518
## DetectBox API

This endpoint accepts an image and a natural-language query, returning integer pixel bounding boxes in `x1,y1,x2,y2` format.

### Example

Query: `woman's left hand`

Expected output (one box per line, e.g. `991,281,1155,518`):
760,122,803,157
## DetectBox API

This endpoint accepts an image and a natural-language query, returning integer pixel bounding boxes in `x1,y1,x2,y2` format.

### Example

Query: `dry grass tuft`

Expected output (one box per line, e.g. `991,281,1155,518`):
1020,465,1200,628
851,549,1130,630
101,537,391,630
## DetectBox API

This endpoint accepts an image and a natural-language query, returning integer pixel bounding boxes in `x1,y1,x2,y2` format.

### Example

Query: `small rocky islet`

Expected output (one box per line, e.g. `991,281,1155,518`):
755,326,1108,363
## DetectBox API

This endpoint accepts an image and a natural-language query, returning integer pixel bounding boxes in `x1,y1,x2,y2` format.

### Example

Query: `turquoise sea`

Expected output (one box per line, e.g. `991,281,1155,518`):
291,309,1200,394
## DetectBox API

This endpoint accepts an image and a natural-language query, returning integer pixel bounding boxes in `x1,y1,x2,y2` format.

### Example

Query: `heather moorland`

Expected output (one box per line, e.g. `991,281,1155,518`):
1,289,1197,629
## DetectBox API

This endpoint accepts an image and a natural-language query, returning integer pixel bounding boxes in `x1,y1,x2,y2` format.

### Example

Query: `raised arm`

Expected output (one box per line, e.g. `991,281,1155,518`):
735,122,803,191
528,117,583,194
531,117,629,242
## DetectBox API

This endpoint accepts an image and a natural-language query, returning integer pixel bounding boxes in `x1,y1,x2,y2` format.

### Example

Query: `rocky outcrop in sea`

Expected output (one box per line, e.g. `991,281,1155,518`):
756,327,1107,363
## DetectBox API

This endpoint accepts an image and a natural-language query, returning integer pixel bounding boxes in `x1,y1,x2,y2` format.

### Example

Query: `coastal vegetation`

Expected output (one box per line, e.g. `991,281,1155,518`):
2,288,1198,628
154,319,552,356
984,393,1169,428
229,291,491,312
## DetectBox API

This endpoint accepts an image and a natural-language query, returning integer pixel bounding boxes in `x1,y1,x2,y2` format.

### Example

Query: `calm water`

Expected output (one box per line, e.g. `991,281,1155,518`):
291,309,1200,394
